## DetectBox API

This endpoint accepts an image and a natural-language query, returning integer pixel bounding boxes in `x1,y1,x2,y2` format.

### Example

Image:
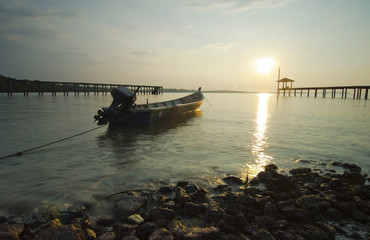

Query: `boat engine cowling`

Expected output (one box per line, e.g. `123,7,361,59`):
109,86,137,111
94,86,138,124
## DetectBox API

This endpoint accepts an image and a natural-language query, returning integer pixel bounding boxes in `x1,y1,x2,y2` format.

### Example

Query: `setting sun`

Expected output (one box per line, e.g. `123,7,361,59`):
255,57,275,74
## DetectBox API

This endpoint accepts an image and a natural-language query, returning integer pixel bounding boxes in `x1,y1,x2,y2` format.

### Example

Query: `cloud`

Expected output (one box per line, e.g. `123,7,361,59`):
184,0,293,13
0,1,76,22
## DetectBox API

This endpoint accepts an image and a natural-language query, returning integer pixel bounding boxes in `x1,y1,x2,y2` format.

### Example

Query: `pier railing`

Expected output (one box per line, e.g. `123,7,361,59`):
1,80,163,96
278,86,369,100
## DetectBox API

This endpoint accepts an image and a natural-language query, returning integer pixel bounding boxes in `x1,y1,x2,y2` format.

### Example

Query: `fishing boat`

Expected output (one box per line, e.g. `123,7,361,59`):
94,86,204,125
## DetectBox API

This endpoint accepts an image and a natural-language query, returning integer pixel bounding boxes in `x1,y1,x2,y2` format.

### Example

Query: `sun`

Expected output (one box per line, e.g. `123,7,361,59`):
255,57,275,74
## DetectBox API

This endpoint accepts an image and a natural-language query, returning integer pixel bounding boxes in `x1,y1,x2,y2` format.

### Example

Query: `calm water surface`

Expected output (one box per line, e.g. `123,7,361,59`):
0,92,369,214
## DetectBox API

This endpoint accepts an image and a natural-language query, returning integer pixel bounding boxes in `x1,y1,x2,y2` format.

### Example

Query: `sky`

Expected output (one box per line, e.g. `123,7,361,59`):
1,0,370,92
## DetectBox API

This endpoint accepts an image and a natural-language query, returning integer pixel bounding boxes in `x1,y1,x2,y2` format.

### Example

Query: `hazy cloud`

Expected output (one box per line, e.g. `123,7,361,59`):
184,0,293,13
0,1,76,22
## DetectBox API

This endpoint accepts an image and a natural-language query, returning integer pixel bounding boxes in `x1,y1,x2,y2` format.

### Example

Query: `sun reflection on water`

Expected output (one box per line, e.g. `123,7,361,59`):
246,93,273,177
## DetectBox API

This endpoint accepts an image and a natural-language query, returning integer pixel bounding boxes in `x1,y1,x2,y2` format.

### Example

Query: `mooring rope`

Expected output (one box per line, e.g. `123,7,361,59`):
0,124,108,160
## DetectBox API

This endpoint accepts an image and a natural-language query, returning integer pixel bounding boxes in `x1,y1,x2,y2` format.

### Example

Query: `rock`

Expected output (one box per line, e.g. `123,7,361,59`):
177,181,189,188
296,195,319,212
159,186,173,194
114,191,148,221
314,222,336,239
34,224,85,240
289,167,312,176
301,224,329,240
265,164,278,172
123,235,140,240
85,228,97,240
205,203,225,223
264,202,279,219
251,229,275,240
146,208,176,222
149,228,174,240
184,183,200,194
174,187,192,205
184,227,221,240
351,209,370,222
0,223,24,239
114,223,137,239
280,205,310,222
223,176,245,185
325,207,343,220
96,217,114,227
268,174,294,192
213,185,232,193
127,214,144,225
137,222,157,240
219,220,239,234
342,171,365,185
184,202,202,216
98,232,116,240
332,161,361,172
167,220,187,240
190,187,209,203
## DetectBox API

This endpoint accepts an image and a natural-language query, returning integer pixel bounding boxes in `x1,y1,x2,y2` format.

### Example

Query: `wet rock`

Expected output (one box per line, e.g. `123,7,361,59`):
190,187,209,203
280,205,310,222
146,207,176,222
205,203,225,223
184,183,200,194
314,222,336,239
332,161,361,172
296,195,320,212
289,167,312,176
0,223,24,239
264,202,279,219
96,216,114,227
184,227,221,240
184,202,202,216
213,185,232,193
174,187,192,205
223,176,245,185
85,228,97,240
167,220,187,240
177,181,189,188
251,229,275,240
301,224,330,240
265,164,278,172
137,222,157,240
149,228,174,240
98,232,116,240
351,209,370,222
342,171,365,185
113,223,137,239
159,186,173,194
114,191,148,221
325,207,344,220
127,214,144,225
34,224,84,240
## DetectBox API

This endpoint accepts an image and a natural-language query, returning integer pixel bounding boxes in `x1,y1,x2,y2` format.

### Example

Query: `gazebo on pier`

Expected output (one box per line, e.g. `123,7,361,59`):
277,78,295,96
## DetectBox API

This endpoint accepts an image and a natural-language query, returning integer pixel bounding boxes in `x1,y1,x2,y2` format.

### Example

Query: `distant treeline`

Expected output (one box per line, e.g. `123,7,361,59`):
0,75,68,93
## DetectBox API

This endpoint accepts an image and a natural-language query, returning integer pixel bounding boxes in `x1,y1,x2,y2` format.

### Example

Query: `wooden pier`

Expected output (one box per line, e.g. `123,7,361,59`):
277,78,369,100
2,80,163,96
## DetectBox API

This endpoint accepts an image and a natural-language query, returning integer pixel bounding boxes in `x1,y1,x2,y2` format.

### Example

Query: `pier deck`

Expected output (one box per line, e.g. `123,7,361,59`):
2,80,163,96
278,85,369,100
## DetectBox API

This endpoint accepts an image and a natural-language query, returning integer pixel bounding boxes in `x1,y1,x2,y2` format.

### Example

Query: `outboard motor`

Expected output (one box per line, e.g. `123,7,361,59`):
94,86,139,125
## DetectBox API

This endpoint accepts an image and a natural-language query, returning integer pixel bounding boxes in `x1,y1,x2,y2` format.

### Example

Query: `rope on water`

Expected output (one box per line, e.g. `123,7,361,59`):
204,96,213,107
0,124,107,161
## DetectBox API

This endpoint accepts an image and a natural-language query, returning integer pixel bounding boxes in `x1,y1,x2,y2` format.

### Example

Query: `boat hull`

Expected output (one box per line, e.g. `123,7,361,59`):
111,100,204,125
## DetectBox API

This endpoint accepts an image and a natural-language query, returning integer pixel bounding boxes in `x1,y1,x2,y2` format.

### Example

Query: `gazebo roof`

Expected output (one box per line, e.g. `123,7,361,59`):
277,78,295,82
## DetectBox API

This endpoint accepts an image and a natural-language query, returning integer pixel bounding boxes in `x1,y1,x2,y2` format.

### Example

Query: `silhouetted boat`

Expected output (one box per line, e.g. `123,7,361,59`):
94,87,204,125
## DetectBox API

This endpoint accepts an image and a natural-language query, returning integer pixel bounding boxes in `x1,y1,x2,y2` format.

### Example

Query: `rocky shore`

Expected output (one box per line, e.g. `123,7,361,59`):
1,163,369,240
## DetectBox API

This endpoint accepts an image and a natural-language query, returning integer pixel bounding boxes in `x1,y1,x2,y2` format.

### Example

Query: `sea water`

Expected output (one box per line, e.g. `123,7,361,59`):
0,92,369,214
